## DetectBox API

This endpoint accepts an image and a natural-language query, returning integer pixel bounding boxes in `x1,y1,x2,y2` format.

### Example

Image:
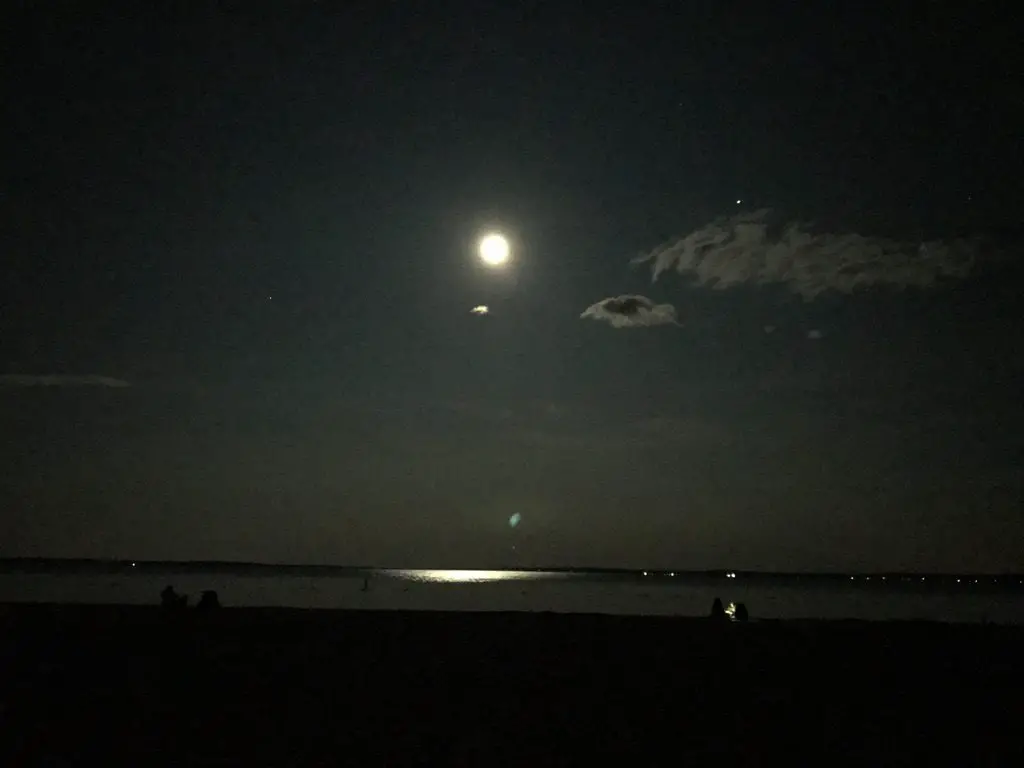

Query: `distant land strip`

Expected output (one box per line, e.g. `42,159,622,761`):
0,558,1021,587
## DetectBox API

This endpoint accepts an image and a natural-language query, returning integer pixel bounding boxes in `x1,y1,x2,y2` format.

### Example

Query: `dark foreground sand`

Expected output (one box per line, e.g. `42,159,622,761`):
2,604,1022,765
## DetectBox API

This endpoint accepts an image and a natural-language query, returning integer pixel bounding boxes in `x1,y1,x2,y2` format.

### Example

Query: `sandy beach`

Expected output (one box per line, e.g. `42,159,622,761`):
3,603,1021,765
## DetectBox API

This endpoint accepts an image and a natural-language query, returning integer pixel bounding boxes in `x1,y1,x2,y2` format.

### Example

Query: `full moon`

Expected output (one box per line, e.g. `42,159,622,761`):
478,233,510,266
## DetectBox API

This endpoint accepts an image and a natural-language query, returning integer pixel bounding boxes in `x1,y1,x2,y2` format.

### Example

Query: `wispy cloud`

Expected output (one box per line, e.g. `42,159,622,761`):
632,209,989,300
0,374,131,388
580,295,680,328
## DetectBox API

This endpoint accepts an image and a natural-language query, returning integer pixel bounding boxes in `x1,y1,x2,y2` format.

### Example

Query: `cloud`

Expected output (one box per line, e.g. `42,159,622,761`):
632,209,990,300
580,295,680,328
0,374,131,388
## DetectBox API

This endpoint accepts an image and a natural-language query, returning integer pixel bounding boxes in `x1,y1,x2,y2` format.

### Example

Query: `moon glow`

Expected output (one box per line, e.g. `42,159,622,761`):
478,233,510,266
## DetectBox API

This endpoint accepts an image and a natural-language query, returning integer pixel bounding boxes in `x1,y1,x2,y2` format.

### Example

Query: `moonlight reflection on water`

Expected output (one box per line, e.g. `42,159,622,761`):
387,569,562,583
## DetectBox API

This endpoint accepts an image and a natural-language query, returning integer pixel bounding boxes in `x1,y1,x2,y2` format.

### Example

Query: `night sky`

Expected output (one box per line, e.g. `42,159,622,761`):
2,3,1021,571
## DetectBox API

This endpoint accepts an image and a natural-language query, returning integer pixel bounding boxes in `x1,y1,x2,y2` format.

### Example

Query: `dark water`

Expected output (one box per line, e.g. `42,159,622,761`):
1,560,1023,623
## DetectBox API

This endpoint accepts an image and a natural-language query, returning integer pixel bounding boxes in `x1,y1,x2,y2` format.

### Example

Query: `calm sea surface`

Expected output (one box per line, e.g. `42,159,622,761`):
1,562,1022,624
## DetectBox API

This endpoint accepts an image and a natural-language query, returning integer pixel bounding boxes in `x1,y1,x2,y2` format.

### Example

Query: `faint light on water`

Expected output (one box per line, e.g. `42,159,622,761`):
389,570,552,584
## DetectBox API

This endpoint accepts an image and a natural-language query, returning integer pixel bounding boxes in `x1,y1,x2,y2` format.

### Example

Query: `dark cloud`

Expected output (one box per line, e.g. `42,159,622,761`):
0,375,131,388
580,295,679,328
632,209,992,300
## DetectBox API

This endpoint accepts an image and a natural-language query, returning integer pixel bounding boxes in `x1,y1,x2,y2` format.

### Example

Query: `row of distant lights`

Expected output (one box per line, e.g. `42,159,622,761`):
849,576,1021,585
633,571,1019,585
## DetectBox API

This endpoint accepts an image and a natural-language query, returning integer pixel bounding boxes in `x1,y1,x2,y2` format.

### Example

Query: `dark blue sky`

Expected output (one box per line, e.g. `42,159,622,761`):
2,3,1021,570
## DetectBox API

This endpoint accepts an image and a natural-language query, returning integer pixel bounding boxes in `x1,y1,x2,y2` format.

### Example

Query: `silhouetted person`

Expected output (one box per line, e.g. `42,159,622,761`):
734,602,749,622
710,597,727,622
160,585,188,611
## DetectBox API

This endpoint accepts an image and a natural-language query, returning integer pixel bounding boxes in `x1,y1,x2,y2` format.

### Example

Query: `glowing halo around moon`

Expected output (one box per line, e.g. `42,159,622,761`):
478,233,511,267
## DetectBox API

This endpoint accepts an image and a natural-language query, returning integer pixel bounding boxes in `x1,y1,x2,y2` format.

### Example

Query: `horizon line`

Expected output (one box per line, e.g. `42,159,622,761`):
0,557,1021,580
